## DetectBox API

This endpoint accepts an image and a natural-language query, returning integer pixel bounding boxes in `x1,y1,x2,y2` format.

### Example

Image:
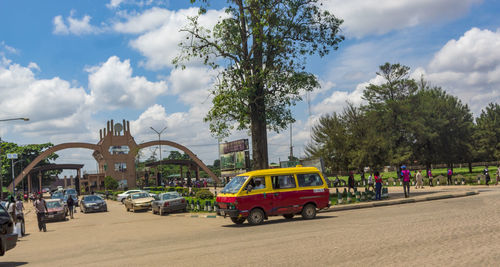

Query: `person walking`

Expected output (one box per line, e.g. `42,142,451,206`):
6,195,17,224
401,165,411,198
484,166,490,186
367,173,374,191
15,196,24,216
67,195,75,219
375,171,383,200
447,168,453,185
428,169,433,187
34,194,48,232
415,170,424,189
348,171,356,193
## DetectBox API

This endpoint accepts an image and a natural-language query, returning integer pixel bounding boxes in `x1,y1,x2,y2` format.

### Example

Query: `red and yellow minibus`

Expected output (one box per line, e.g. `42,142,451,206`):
216,166,330,225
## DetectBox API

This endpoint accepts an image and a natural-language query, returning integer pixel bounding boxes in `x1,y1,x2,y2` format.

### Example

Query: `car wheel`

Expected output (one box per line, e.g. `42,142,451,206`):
126,206,130,212
247,208,265,225
283,214,294,219
0,241,4,256
231,217,246,224
301,204,316,220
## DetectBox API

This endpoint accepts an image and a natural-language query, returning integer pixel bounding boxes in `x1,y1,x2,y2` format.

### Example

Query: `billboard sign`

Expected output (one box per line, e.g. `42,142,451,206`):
219,139,250,177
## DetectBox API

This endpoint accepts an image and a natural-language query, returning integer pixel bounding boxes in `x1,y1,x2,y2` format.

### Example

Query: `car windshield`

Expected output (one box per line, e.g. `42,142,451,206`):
221,176,248,194
131,193,149,199
47,201,62,208
162,193,179,200
65,189,77,195
52,193,64,199
84,195,102,202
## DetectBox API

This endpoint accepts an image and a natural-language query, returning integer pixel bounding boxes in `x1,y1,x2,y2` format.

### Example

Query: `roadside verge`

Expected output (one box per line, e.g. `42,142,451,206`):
323,190,479,212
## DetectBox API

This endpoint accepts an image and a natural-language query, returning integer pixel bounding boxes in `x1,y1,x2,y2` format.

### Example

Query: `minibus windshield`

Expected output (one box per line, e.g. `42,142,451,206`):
221,176,248,194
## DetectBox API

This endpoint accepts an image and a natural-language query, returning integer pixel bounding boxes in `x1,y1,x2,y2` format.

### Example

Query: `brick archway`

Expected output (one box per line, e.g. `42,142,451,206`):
8,142,100,191
137,141,219,183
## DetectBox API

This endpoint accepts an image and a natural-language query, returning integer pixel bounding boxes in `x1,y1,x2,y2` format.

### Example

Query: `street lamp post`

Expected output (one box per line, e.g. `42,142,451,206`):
0,118,29,122
150,126,167,186
0,117,29,198
11,158,24,196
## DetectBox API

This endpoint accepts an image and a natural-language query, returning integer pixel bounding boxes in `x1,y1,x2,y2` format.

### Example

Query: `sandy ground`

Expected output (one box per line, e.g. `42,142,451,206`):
2,186,500,266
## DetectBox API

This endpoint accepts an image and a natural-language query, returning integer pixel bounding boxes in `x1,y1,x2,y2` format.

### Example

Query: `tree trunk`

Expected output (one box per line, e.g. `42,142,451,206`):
468,162,472,173
250,103,269,170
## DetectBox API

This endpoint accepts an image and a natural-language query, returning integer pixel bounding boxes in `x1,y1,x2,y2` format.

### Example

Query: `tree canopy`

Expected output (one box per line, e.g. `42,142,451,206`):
307,62,489,174
175,0,343,169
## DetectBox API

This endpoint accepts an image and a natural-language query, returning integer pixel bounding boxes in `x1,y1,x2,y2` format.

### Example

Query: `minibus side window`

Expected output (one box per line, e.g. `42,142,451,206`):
272,175,296,189
297,173,324,187
245,176,266,191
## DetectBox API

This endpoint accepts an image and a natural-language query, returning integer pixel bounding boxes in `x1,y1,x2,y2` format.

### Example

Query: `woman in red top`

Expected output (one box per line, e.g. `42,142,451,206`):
375,171,383,200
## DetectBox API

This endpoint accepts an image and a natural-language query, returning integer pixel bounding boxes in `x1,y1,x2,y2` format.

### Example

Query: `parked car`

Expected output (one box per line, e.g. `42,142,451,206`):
80,195,107,213
51,192,64,201
151,192,187,216
216,166,330,225
43,200,67,222
0,202,24,237
116,190,143,203
124,192,154,212
0,203,17,256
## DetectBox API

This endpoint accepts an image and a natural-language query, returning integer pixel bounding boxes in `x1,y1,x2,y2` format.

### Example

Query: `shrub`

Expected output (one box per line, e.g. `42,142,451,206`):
195,189,214,199
104,176,119,190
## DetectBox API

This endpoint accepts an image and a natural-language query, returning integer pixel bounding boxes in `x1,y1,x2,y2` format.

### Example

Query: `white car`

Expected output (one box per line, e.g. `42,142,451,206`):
116,190,144,203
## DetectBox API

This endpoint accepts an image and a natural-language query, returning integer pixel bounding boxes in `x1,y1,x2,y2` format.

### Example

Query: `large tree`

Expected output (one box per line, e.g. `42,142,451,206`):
363,63,418,176
0,142,58,190
474,103,500,161
175,0,343,169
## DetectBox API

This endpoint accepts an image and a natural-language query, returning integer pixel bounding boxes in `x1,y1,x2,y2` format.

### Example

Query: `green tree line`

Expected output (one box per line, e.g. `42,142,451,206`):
306,63,500,176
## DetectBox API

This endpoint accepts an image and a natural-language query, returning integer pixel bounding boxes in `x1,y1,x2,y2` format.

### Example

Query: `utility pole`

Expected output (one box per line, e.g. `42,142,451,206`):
289,123,294,160
150,126,167,186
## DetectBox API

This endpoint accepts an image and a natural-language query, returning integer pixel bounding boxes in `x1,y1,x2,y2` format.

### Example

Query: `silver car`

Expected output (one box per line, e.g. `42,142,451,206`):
116,190,143,203
151,192,187,216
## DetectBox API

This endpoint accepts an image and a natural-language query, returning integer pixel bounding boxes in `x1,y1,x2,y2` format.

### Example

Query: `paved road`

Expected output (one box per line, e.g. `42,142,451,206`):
3,187,500,266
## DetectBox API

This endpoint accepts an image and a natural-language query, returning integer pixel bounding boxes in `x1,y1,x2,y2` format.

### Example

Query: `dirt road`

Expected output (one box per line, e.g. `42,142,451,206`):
2,187,500,266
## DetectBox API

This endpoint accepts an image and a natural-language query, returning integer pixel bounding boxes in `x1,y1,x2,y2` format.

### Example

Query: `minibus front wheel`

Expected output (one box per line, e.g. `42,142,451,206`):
247,208,265,225
301,203,317,220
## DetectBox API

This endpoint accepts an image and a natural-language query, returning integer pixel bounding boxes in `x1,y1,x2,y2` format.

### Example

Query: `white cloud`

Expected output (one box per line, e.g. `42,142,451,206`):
312,76,379,115
167,66,215,106
119,7,226,69
107,0,126,9
0,41,18,55
52,12,102,35
321,0,481,38
423,28,500,115
113,7,172,34
130,104,220,164
86,56,168,109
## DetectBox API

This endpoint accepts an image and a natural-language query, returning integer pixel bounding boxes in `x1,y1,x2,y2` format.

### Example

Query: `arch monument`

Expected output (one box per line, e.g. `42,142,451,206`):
9,119,218,191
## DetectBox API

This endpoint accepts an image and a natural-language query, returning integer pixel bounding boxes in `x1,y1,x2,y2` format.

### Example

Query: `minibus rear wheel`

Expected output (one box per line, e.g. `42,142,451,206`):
248,208,265,225
301,204,316,219
231,217,246,224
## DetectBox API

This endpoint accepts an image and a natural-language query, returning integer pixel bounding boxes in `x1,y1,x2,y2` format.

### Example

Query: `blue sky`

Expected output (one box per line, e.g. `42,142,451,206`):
1,0,499,176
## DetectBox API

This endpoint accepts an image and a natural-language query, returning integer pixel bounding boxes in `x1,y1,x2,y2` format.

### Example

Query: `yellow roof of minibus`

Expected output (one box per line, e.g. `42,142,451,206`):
236,166,321,177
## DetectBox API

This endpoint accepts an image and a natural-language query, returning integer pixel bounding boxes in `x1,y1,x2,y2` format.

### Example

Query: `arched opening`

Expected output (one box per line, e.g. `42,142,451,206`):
8,143,101,191
137,141,219,183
